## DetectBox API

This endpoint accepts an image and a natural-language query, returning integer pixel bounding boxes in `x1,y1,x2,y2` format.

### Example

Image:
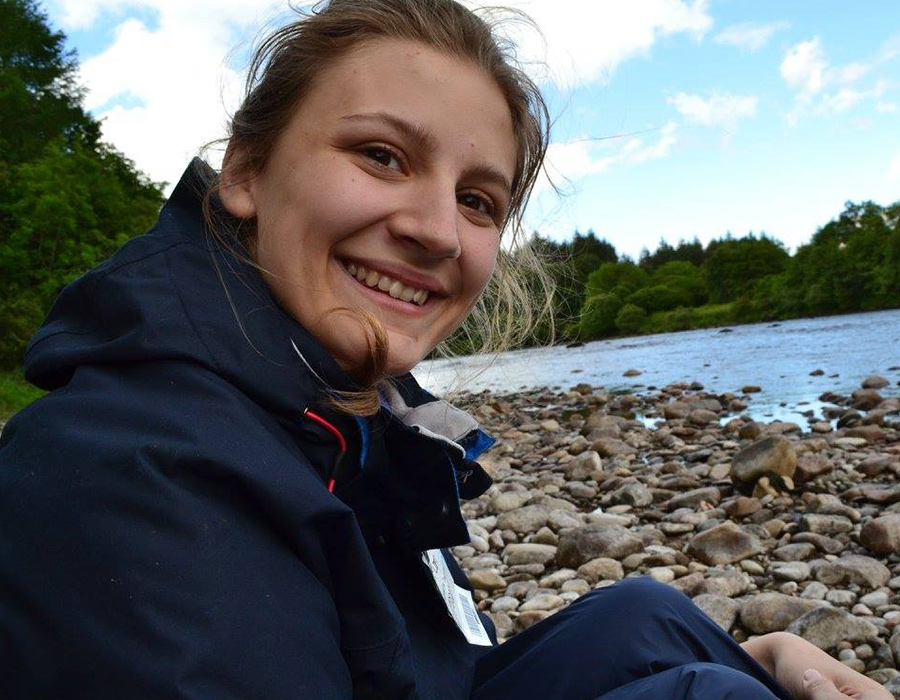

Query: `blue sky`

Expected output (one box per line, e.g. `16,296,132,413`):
45,0,900,258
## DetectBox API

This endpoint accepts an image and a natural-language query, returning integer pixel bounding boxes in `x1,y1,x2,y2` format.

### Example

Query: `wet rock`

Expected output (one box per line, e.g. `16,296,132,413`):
556,526,644,568
686,521,763,566
786,606,879,650
853,389,884,411
862,375,890,389
731,436,797,484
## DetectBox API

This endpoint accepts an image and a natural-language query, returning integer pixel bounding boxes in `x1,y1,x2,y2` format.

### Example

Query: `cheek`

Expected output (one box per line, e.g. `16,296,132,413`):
462,237,500,301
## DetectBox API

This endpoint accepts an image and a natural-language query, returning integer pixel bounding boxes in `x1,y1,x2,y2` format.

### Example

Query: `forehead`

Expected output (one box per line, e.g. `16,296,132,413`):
298,38,518,178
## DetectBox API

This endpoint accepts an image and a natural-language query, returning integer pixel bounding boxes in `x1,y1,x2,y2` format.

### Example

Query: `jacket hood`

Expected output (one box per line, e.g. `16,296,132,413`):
24,159,493,549
25,158,357,427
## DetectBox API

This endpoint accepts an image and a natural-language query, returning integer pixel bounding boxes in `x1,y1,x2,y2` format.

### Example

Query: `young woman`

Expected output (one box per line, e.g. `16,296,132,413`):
0,1,891,699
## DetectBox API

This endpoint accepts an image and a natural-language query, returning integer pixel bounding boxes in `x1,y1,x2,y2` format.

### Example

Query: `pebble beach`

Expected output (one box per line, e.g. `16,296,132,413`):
455,371,900,694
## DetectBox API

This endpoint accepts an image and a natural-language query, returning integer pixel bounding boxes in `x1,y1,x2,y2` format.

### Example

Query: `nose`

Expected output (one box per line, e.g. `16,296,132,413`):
388,181,462,259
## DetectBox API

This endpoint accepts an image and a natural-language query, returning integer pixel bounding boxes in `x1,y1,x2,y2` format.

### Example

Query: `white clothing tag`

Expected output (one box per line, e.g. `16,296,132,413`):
421,549,492,646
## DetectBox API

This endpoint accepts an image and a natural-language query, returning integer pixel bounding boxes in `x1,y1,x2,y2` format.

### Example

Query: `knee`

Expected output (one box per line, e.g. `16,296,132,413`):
577,576,693,622
677,662,778,700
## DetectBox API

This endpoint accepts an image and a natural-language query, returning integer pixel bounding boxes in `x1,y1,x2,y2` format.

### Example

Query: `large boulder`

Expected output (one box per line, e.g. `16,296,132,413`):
814,555,891,589
502,543,557,566
740,592,823,634
860,515,900,555
686,521,763,566
496,505,551,534
786,607,879,650
692,594,741,632
556,525,644,567
731,436,796,484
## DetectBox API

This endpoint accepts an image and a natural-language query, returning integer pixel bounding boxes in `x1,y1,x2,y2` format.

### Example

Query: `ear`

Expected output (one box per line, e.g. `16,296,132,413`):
218,142,258,219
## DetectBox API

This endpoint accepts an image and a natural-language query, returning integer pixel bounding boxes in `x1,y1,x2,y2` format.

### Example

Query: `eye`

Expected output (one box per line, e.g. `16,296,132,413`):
359,145,403,172
458,192,497,220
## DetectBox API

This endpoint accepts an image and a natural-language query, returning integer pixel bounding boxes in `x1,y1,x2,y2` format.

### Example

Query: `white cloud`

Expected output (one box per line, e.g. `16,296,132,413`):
780,37,896,125
51,0,286,189
500,0,712,88
877,101,898,114
781,37,828,95
668,92,757,134
714,21,789,52
50,0,711,192
538,122,677,193
888,147,900,182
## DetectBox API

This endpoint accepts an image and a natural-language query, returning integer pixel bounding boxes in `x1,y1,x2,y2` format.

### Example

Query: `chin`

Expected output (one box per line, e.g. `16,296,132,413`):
383,334,430,378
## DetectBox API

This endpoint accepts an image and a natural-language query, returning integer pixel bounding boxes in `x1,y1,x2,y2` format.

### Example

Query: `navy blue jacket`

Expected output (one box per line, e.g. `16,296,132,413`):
0,160,496,699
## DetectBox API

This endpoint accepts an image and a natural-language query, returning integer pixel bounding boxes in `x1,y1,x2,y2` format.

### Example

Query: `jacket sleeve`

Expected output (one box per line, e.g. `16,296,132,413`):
0,362,404,700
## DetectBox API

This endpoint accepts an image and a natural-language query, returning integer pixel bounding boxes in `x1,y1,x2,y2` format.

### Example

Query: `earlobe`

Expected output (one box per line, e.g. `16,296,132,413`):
219,144,258,219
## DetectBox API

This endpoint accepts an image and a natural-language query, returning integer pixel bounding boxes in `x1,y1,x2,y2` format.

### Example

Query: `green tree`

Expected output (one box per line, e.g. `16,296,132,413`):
703,234,789,303
615,303,646,333
578,292,622,339
0,0,100,165
0,0,164,368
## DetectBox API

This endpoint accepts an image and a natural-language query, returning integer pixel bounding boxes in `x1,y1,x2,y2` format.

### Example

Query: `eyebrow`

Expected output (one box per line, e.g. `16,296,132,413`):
339,111,513,196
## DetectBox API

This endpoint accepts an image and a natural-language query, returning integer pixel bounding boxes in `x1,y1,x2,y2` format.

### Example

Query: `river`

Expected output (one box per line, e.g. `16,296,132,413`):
416,309,900,424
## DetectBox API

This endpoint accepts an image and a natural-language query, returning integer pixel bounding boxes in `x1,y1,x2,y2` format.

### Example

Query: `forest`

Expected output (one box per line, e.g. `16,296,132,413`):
1,0,899,416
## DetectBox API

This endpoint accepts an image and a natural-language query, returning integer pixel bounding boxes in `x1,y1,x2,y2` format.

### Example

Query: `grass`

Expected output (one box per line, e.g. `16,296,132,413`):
0,369,44,422
641,302,739,334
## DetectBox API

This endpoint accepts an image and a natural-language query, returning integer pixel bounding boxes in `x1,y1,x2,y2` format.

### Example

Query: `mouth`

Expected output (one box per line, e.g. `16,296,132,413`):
341,260,431,307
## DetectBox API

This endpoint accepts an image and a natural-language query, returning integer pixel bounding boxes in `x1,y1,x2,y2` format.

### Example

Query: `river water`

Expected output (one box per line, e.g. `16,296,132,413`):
416,309,900,424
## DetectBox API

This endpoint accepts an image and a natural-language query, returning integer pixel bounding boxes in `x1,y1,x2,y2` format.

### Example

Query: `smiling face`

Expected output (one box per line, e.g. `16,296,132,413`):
220,38,518,378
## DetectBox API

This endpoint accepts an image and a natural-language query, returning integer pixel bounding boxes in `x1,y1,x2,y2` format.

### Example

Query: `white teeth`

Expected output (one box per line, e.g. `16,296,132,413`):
344,261,430,306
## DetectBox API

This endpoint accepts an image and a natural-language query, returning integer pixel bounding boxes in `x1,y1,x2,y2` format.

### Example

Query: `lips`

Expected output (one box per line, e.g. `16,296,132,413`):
343,261,430,306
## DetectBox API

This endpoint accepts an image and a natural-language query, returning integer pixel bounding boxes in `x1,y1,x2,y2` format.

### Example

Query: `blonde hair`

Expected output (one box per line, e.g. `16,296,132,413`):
204,0,555,415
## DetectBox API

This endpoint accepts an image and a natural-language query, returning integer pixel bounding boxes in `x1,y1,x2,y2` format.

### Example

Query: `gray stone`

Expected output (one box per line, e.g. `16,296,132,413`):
731,436,797,484
772,561,811,582
860,515,900,555
815,555,891,590
566,451,602,481
786,607,879,650
518,593,565,612
469,569,507,591
503,543,558,566
799,514,854,536
740,592,823,634
556,525,644,567
608,482,653,508
693,593,741,632
496,505,551,534
686,521,763,566
576,557,624,583
667,487,721,511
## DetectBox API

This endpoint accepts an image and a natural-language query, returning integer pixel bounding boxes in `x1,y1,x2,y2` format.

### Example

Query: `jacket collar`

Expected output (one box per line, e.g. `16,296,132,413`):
166,160,493,549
